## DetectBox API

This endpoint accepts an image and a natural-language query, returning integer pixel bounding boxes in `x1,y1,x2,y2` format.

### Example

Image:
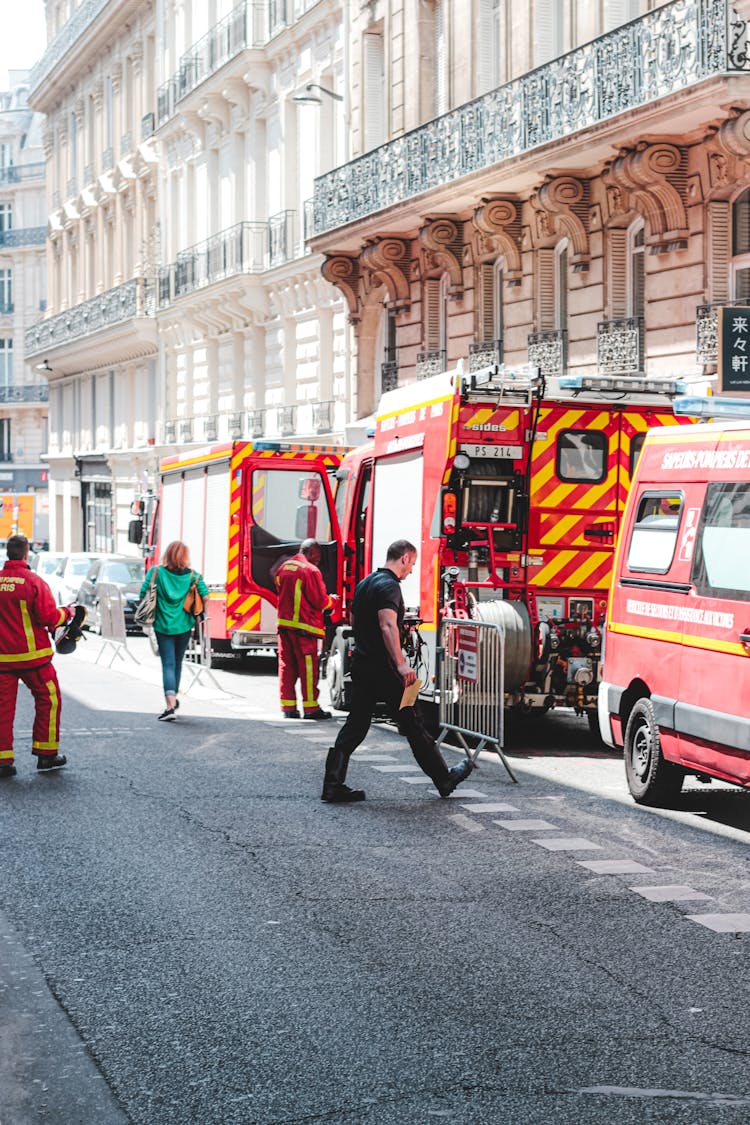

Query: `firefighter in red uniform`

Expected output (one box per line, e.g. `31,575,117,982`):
0,535,72,778
275,538,337,720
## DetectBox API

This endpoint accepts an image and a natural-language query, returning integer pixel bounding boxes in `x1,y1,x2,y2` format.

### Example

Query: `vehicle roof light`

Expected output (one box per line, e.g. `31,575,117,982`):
558,374,711,396
673,396,750,419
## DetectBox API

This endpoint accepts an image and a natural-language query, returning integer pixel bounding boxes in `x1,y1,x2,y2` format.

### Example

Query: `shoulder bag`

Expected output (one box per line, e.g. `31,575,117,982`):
134,567,158,628
183,571,205,616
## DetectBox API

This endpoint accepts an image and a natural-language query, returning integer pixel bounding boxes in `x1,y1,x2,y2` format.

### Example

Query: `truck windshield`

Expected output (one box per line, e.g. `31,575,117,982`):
250,468,331,542
692,482,750,599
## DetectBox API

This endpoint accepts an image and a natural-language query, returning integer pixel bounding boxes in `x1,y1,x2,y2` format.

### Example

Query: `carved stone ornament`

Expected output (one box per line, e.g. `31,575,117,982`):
530,176,591,271
471,197,523,283
418,217,464,296
703,109,750,197
359,237,411,312
321,254,361,322
604,142,689,252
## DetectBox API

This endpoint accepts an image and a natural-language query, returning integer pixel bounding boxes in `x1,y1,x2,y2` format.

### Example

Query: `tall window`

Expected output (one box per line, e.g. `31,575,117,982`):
69,110,78,188
535,0,564,65
0,339,12,386
0,418,9,461
0,204,12,232
494,258,505,340
0,270,11,312
104,76,114,154
478,0,505,94
732,188,750,300
363,30,385,150
0,144,12,170
629,223,645,318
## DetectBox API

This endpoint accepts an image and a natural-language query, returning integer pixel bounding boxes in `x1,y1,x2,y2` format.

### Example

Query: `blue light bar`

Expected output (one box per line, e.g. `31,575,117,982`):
673,396,750,419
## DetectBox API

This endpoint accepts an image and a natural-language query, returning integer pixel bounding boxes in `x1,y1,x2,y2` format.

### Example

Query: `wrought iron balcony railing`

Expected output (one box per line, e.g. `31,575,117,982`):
159,222,267,307
66,177,78,199
0,163,45,185
0,384,49,404
141,113,156,141
164,420,177,445
416,350,446,380
528,329,567,376
313,400,333,433
120,132,133,158
102,146,114,171
228,410,245,439
0,227,46,248
313,0,750,237
84,163,95,186
381,361,399,393
597,317,644,373
469,339,503,372
694,300,750,364
29,0,110,95
248,408,265,437
157,0,268,127
25,277,154,357
268,210,295,266
280,405,296,437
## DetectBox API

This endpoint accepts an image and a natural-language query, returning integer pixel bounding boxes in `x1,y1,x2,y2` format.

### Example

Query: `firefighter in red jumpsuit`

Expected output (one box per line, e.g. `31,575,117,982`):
0,535,72,778
275,538,337,720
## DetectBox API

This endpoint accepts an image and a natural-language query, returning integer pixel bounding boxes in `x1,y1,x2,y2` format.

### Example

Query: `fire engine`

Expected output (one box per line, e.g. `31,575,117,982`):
136,440,347,655
236,364,704,729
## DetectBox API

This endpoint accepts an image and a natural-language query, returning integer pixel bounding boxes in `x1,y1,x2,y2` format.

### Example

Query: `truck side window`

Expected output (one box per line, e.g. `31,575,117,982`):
691,482,750,600
556,430,607,483
629,433,645,478
626,492,683,573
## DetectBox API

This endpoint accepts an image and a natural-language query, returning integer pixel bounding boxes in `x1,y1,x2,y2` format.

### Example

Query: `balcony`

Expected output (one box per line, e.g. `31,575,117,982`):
268,210,295,267
157,0,268,127
141,113,156,141
159,222,267,307
469,339,503,372
693,301,750,364
381,361,399,393
416,350,445,380
279,405,296,437
313,400,334,434
312,0,750,238
0,384,49,404
0,163,45,186
528,329,567,376
0,227,46,251
597,317,644,373
248,409,265,437
29,0,110,96
24,277,157,376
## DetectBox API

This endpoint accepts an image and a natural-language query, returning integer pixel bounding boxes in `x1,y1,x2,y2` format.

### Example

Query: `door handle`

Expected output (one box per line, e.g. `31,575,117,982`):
740,632,750,645
584,527,614,539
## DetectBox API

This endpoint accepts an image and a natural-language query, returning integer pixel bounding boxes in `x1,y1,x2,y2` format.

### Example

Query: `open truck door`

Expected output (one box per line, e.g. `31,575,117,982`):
242,450,343,609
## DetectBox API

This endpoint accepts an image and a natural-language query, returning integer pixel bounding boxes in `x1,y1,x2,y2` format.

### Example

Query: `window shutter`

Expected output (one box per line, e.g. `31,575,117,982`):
477,0,495,94
363,32,385,151
603,0,638,32
608,228,628,318
534,0,561,66
424,278,443,350
434,1,448,116
708,201,730,303
537,248,556,330
556,244,568,330
477,263,495,340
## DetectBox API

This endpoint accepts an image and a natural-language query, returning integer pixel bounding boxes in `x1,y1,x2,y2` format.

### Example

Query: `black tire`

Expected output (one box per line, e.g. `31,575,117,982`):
624,697,684,806
326,631,351,711
587,708,603,741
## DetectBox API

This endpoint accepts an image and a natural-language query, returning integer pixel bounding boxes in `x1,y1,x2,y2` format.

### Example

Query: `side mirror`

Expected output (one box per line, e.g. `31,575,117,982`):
128,518,143,544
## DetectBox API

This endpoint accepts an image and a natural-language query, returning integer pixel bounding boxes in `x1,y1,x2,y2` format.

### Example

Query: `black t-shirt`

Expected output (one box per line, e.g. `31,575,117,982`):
351,568,403,663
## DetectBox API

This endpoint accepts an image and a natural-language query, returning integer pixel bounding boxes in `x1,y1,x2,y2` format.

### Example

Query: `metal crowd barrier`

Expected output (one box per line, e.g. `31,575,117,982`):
182,615,223,693
95,585,139,668
435,617,517,783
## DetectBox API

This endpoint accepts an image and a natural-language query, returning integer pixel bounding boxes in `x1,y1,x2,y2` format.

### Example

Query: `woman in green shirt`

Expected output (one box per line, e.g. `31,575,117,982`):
139,540,209,721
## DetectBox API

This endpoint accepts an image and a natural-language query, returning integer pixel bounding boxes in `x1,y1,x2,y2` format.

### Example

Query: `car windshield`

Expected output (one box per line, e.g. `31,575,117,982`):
40,556,63,575
102,561,144,584
70,558,97,576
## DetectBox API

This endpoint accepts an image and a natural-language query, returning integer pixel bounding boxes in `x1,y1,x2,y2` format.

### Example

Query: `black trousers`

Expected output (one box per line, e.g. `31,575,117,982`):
334,656,450,785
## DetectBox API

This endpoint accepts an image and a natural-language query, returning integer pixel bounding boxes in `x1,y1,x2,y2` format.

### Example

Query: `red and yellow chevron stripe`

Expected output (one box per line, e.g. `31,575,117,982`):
528,549,613,591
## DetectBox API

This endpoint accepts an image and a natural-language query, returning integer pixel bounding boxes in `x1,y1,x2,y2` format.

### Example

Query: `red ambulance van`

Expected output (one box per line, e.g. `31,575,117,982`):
598,398,750,805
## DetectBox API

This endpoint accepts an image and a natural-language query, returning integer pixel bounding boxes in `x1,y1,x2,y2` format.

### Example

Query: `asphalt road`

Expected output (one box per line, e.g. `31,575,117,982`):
2,636,750,1124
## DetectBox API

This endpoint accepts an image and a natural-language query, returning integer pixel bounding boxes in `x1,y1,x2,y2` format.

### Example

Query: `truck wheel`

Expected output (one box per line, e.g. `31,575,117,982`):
624,697,683,806
326,632,351,711
587,708,603,742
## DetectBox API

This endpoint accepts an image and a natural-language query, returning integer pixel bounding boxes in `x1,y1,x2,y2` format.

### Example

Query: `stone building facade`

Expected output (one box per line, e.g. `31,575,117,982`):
311,0,750,415
0,73,48,533
26,0,348,554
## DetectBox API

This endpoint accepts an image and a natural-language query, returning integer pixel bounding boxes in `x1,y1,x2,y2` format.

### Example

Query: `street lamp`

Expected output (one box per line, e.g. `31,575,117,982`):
292,83,343,105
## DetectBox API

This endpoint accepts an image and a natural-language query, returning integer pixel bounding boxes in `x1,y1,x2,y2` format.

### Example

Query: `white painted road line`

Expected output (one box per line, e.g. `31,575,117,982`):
400,776,435,784
492,819,559,832
533,837,604,852
371,764,424,773
631,885,713,902
425,788,488,800
459,802,519,814
577,858,656,875
447,814,485,834
355,755,398,762
686,913,750,933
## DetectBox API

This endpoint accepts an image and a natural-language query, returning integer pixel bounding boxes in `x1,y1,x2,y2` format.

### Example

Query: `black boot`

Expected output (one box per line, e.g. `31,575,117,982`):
321,746,365,803
436,758,474,798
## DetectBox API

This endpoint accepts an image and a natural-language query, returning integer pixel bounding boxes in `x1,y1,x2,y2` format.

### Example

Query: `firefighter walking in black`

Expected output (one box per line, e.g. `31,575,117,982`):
322,539,473,803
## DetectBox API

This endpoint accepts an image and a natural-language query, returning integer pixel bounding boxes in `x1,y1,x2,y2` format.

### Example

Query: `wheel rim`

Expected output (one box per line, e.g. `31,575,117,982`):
327,650,341,696
631,718,652,781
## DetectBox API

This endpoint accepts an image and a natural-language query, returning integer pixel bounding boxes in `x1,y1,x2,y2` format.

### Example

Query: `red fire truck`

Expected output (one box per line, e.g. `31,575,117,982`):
138,440,348,655
234,364,702,728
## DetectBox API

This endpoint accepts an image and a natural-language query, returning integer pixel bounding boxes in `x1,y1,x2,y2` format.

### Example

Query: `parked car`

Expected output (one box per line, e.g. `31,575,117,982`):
29,551,68,589
48,553,104,606
77,556,146,633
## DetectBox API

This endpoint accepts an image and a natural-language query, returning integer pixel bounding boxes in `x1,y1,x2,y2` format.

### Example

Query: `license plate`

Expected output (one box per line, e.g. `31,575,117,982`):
459,444,524,460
